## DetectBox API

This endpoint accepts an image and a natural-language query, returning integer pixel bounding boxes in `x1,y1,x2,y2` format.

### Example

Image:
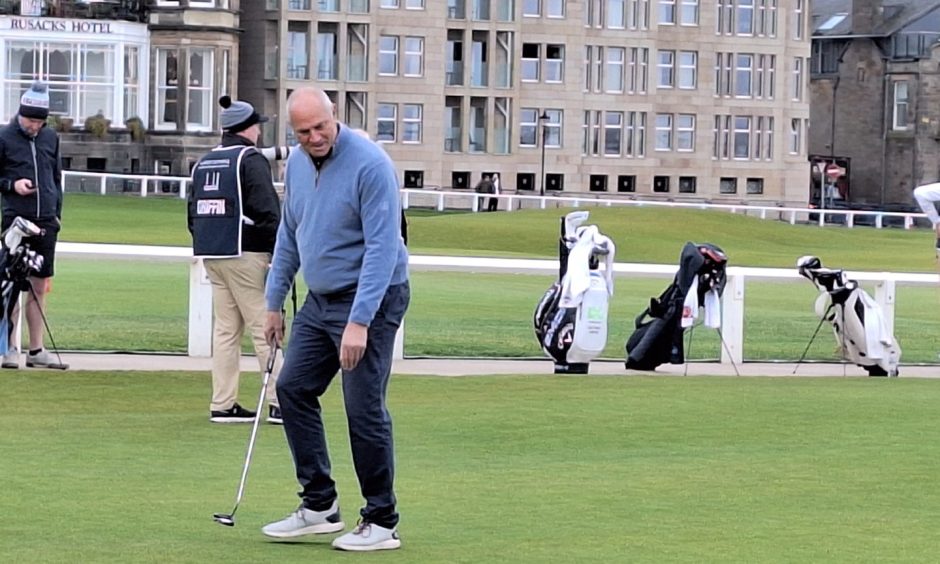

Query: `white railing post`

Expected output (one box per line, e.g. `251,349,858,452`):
507,196,514,211
789,210,797,225
846,213,854,228
873,278,896,338
720,273,745,366
140,177,148,198
875,214,883,229
401,190,409,210
188,259,213,357
99,175,107,195
437,193,445,211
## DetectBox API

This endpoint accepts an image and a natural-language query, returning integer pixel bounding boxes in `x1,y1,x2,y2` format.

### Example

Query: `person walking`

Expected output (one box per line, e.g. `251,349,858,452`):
188,96,283,424
260,87,409,552
474,173,493,212
913,182,940,257
0,81,65,370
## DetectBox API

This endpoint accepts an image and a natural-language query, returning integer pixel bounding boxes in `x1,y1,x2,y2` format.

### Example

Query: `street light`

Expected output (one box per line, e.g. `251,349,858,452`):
538,111,549,197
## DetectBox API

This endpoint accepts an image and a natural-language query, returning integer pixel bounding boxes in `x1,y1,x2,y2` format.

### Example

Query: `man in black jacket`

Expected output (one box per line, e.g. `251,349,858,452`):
0,81,64,370
188,96,283,424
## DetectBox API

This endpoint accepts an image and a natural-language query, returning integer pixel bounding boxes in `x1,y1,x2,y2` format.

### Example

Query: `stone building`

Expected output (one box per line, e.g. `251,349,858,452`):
239,0,811,204
810,0,940,207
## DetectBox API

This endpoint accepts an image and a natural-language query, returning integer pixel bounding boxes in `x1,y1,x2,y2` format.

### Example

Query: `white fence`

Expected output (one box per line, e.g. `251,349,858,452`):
61,170,931,230
57,243,940,364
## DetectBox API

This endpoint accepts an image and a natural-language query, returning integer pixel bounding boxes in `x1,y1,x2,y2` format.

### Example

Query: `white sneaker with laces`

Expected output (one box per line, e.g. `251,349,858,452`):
261,500,345,538
332,521,401,552
2,347,20,369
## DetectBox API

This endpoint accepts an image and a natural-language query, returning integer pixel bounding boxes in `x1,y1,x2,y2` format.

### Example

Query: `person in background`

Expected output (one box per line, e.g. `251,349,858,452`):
488,173,501,212
913,182,940,257
474,173,494,212
188,95,283,424
0,81,64,370
261,87,409,552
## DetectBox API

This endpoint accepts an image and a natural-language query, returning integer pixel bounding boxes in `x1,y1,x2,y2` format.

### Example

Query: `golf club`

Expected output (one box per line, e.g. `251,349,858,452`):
213,343,280,527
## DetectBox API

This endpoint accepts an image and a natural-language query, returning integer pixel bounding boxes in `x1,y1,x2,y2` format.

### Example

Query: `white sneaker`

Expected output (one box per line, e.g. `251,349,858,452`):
332,521,401,552
261,501,345,538
2,348,19,369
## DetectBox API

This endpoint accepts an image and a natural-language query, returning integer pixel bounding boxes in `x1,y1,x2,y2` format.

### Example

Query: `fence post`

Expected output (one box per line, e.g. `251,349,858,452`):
188,259,213,357
437,193,445,212
720,273,745,365
99,175,107,195
873,278,896,338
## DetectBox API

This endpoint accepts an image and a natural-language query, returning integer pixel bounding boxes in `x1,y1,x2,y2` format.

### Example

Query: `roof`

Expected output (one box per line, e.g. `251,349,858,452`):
812,0,940,37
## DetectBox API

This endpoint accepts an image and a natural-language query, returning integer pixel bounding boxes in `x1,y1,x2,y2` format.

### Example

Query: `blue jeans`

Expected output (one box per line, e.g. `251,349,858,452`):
276,282,409,529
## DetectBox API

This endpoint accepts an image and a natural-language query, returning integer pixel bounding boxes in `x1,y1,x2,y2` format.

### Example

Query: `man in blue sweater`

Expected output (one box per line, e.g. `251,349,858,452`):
261,87,409,552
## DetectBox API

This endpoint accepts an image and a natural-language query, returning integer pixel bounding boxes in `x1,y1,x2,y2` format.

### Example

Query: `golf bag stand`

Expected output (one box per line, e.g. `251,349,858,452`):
0,217,45,355
533,211,615,374
796,256,901,377
624,242,728,371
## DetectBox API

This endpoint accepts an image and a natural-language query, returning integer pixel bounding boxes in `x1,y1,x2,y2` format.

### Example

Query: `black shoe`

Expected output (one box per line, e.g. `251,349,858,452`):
267,405,283,425
210,403,256,423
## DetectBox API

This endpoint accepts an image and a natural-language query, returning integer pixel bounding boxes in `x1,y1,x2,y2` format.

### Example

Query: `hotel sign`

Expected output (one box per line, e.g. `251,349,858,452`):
5,17,115,34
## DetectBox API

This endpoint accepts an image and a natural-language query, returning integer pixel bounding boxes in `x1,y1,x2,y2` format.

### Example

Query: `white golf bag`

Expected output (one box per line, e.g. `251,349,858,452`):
0,217,44,355
533,211,615,373
796,256,901,377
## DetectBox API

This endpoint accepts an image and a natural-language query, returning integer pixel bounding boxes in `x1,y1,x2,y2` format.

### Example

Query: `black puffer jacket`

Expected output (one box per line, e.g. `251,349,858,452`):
187,133,281,253
0,116,63,222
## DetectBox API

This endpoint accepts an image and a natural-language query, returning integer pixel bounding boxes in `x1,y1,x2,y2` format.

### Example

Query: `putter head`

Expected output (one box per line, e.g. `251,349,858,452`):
213,513,235,527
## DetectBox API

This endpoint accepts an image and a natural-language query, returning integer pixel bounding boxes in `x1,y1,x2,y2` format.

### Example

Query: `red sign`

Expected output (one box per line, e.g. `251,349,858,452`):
825,163,844,179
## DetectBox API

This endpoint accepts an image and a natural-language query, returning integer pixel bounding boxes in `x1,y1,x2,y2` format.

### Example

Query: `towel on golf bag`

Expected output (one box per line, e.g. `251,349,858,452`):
625,242,727,371
0,218,44,355
798,256,901,377
534,215,615,367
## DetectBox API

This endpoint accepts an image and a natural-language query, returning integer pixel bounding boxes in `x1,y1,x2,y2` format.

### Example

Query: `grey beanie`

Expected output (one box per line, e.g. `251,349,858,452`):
219,95,267,133
19,81,50,120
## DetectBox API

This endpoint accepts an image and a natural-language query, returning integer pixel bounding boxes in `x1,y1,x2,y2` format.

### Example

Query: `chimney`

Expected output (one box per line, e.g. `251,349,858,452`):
852,0,883,35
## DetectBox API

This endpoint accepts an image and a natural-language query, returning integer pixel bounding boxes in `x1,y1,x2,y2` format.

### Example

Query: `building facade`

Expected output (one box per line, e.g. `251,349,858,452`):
241,0,811,204
810,0,940,207
0,0,239,181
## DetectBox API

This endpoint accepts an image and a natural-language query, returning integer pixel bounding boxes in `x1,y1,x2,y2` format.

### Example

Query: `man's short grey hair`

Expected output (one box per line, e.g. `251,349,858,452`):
286,87,333,115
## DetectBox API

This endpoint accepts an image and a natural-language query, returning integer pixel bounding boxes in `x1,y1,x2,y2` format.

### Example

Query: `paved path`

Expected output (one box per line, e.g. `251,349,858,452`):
15,353,939,378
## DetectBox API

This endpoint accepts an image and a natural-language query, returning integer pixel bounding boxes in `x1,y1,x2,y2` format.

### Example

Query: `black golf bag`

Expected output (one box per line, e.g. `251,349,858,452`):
0,217,45,355
625,242,728,371
796,256,901,377
533,211,615,374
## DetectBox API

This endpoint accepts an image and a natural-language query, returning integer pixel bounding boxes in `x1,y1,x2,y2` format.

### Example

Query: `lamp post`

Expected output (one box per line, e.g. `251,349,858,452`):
538,111,549,197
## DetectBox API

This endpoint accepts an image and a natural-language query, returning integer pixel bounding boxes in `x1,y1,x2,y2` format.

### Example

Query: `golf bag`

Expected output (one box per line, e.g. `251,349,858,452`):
533,211,615,374
0,217,45,355
625,242,728,371
796,256,901,377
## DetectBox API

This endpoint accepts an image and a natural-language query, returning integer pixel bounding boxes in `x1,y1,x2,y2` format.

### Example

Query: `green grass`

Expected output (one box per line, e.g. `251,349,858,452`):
2,372,938,563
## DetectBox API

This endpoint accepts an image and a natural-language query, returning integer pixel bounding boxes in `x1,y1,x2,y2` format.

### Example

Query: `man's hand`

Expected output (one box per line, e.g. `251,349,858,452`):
340,322,368,372
264,310,285,347
14,179,36,196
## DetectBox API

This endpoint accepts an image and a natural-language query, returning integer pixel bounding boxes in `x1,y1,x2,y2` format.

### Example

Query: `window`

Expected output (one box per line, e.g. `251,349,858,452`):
187,49,213,130
680,0,698,25
657,50,675,88
716,0,733,35
755,54,775,99
655,113,672,150
629,0,650,29
582,110,600,155
403,37,424,77
714,52,732,96
156,48,179,128
793,0,803,40
811,40,844,74
626,111,647,157
402,103,423,143
628,47,649,93
659,0,675,24
404,170,424,188
753,116,773,160
733,116,751,159
345,91,367,129
893,81,909,130
317,30,338,80
516,172,536,191
788,118,802,154
678,50,697,88
522,43,540,81
606,47,625,92
617,175,636,192
381,0,399,6
378,36,399,75
520,107,538,146
544,45,564,83
720,177,737,194
792,56,803,101
608,0,626,28
746,178,764,194
124,46,140,122
544,109,563,147
604,111,623,155
678,176,696,193
545,173,564,192
676,114,695,151
736,0,753,34
735,53,753,97
713,114,731,159
287,23,310,79
590,174,609,192
452,171,471,189
653,175,670,192
377,103,397,142
523,0,539,16
406,0,425,7
757,0,776,36
546,0,564,17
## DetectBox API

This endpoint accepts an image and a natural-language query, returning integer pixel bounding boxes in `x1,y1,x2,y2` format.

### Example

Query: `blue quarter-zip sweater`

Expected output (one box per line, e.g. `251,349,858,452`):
266,125,409,326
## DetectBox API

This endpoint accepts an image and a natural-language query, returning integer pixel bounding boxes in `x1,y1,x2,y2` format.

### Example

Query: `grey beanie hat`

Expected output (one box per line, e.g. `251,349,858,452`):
20,81,50,120
219,95,268,133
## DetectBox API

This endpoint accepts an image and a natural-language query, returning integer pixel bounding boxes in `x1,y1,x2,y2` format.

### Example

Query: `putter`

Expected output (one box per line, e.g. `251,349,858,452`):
213,344,280,528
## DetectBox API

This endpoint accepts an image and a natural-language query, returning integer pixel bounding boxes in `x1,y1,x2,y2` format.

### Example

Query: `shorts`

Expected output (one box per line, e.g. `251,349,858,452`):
1,216,59,279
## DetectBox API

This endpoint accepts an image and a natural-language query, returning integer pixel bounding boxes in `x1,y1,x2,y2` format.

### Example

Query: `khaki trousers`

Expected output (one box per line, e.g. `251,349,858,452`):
204,252,281,411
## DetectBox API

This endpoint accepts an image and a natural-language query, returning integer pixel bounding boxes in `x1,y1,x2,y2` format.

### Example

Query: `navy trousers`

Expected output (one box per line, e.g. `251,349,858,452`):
276,282,409,529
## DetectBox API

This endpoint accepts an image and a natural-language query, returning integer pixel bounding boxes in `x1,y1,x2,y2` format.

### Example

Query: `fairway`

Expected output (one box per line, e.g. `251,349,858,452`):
2,371,938,563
